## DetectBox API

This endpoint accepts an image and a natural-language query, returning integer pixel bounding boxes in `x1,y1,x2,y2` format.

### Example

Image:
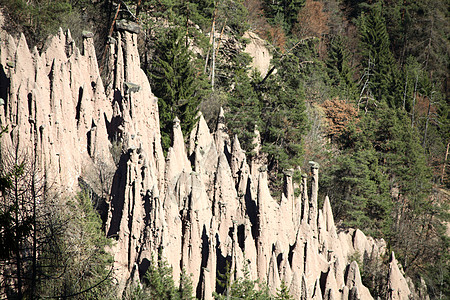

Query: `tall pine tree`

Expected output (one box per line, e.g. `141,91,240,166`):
357,3,403,108
326,35,358,101
150,27,207,153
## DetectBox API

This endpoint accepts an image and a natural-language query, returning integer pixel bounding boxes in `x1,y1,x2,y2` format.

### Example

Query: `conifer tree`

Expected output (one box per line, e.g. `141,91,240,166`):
357,3,403,108
259,44,310,195
140,257,194,299
262,0,305,32
275,281,293,299
322,144,391,236
322,102,434,236
214,264,270,300
261,52,308,173
326,35,358,101
37,193,115,299
226,70,262,155
150,27,207,153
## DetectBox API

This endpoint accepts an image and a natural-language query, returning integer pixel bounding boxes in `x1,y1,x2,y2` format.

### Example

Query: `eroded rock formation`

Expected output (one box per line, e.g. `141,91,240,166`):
0,27,414,299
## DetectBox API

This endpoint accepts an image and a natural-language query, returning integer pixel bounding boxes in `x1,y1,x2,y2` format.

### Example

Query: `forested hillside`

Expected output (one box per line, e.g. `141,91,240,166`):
1,0,449,298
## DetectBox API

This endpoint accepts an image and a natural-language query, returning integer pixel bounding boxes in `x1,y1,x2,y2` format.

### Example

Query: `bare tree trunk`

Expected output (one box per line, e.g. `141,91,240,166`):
215,18,227,54
402,73,408,110
442,142,449,184
31,120,39,298
99,3,121,75
411,73,418,128
211,10,216,91
204,16,215,74
14,159,22,299
136,0,142,19
424,18,433,70
422,91,434,148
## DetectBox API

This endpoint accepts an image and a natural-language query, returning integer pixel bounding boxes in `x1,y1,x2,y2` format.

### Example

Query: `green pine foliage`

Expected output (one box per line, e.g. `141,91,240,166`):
321,100,449,295
225,39,310,197
261,48,309,170
357,3,403,108
149,26,208,153
322,102,434,237
144,258,179,299
0,150,115,299
216,0,250,37
137,0,214,31
36,193,115,299
214,266,294,299
1,0,109,48
214,266,271,300
262,0,305,33
275,281,293,300
137,256,194,300
326,35,358,101
226,69,263,155
322,141,391,236
260,51,309,194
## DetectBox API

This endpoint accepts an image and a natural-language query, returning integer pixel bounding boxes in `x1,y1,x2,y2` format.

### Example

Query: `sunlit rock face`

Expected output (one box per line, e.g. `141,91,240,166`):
1,27,412,299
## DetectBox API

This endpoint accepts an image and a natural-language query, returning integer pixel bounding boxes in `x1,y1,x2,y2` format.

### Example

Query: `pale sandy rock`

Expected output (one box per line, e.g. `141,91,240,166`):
0,34,17,69
189,113,220,199
352,229,370,258
106,147,156,292
323,195,336,234
230,223,246,281
1,27,419,300
106,30,164,191
331,255,346,291
202,221,217,300
301,174,309,224
289,270,302,299
280,169,298,233
0,9,6,40
165,117,192,184
342,286,350,299
230,134,256,206
279,193,297,243
338,229,355,263
230,134,246,181
309,162,319,230
311,278,323,299
301,273,308,300
344,261,373,300
268,252,282,295
243,31,272,78
303,236,329,290
256,170,278,278
250,127,263,176
243,218,258,280
323,266,339,300
318,210,327,253
214,152,241,243
174,171,213,293
348,286,360,300
290,233,306,290
189,113,214,156
213,107,231,157
387,252,411,300
278,251,292,284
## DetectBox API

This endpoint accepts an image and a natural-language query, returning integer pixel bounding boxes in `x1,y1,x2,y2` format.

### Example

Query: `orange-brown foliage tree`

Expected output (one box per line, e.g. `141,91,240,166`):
244,0,270,35
293,0,329,39
244,0,287,52
267,24,287,52
321,98,359,139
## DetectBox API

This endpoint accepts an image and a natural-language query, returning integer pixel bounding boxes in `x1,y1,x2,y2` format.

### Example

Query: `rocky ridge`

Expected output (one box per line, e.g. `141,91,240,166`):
0,28,413,299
